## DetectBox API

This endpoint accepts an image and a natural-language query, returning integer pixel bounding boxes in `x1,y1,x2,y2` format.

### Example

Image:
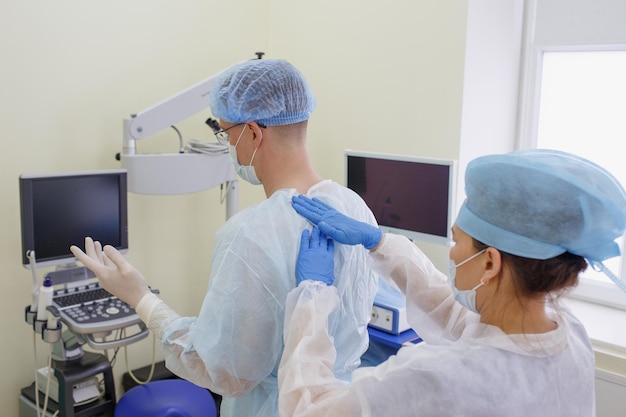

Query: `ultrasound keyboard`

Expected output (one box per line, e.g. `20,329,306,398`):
53,282,146,335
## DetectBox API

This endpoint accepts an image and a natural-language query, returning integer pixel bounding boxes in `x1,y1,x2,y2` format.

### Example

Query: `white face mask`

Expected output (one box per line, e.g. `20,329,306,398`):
447,249,487,313
229,125,262,185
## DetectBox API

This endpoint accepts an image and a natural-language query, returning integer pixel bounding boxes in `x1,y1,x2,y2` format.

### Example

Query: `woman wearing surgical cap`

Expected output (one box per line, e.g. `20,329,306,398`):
279,149,626,417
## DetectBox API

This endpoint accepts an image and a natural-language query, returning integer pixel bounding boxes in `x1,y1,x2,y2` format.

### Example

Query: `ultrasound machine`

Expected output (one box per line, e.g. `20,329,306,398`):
18,56,245,417
18,169,146,417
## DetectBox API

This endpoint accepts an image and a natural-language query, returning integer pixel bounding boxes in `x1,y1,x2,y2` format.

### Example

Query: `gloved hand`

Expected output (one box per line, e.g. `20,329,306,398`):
70,237,151,308
292,195,383,249
296,226,335,286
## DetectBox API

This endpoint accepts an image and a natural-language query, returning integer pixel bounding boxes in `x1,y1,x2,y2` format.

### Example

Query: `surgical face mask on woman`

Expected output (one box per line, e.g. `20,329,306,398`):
447,248,487,313
229,125,262,185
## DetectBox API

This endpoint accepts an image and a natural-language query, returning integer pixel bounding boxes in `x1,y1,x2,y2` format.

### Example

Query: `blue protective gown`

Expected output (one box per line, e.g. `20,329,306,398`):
278,233,596,417
145,180,379,417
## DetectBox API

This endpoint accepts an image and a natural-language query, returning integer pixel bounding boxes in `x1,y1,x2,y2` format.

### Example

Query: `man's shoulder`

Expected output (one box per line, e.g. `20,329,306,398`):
310,182,374,220
218,194,297,233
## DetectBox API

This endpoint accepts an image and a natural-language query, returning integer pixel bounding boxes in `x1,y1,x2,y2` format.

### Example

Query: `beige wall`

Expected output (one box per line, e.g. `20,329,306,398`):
1,0,470,414
269,0,469,166
269,0,470,268
1,1,269,413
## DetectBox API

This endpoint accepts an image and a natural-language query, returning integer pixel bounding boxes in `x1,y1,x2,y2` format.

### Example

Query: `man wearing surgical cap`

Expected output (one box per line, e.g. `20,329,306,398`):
281,149,626,417
71,59,379,417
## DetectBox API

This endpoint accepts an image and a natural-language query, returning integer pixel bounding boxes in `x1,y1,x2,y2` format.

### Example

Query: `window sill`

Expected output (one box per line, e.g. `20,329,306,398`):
563,297,626,370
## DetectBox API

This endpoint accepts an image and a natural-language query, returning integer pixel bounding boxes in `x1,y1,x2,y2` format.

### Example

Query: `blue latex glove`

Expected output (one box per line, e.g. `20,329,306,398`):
296,226,335,286
292,195,383,249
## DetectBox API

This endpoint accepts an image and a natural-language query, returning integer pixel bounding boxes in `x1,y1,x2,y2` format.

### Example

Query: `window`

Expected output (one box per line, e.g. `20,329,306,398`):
533,50,626,309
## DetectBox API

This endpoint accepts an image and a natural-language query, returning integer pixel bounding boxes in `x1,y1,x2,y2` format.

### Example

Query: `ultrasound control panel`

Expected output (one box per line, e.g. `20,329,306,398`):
52,282,153,335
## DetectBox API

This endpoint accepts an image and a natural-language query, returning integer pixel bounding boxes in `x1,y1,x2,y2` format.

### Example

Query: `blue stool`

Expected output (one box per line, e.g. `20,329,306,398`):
115,379,217,417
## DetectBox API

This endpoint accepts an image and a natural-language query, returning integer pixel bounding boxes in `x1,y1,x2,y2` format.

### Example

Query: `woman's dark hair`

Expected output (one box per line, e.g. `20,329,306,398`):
472,239,588,297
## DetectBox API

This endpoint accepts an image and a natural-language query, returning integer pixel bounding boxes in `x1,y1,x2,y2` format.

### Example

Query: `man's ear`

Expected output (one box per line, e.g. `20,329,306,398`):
248,121,264,142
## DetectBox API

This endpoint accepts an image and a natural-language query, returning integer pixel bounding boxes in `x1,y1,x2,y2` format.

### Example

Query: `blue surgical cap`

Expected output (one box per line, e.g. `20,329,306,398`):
208,59,316,127
456,149,626,265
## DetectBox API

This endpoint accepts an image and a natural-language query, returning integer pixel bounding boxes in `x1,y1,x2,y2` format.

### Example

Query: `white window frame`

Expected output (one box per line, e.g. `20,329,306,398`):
516,8,626,310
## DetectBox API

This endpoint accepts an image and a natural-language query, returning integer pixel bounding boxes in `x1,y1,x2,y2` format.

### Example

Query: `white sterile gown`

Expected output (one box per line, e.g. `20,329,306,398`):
145,180,379,417
278,233,596,417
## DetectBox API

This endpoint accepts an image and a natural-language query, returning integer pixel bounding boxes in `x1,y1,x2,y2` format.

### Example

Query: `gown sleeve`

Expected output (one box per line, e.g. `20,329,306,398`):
134,210,291,397
277,233,462,417
278,281,361,417
368,233,474,344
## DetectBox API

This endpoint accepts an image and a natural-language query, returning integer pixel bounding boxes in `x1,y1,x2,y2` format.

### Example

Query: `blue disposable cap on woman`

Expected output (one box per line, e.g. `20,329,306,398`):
455,149,626,292
208,59,316,127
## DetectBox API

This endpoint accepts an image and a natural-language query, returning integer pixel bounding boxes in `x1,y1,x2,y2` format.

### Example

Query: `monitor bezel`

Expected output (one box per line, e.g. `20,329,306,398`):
19,169,128,270
345,149,457,245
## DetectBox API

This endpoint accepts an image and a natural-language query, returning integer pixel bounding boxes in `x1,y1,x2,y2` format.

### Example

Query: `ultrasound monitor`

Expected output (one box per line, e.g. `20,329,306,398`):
345,150,456,245
19,169,128,269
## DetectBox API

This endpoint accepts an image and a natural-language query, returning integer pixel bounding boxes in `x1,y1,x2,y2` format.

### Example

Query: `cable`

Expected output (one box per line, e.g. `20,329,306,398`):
107,336,122,368
170,120,229,154
32,332,41,417
123,330,158,385
40,345,54,417
32,333,54,417
171,125,184,153
221,181,233,204
185,139,229,155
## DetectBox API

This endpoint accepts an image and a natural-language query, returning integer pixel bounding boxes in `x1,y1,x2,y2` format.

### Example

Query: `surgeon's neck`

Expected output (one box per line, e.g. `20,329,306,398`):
262,153,323,197
256,127,323,197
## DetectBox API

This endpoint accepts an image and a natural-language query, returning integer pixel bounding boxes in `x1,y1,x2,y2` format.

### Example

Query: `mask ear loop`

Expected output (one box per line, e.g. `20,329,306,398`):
590,260,626,293
248,127,262,166
233,123,248,148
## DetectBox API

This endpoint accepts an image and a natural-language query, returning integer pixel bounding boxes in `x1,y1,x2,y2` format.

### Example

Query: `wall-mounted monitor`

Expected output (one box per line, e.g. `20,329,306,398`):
19,169,128,269
345,150,457,245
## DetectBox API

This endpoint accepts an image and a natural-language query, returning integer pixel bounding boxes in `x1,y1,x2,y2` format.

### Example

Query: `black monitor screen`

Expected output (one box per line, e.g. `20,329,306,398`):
19,170,128,269
346,151,456,244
